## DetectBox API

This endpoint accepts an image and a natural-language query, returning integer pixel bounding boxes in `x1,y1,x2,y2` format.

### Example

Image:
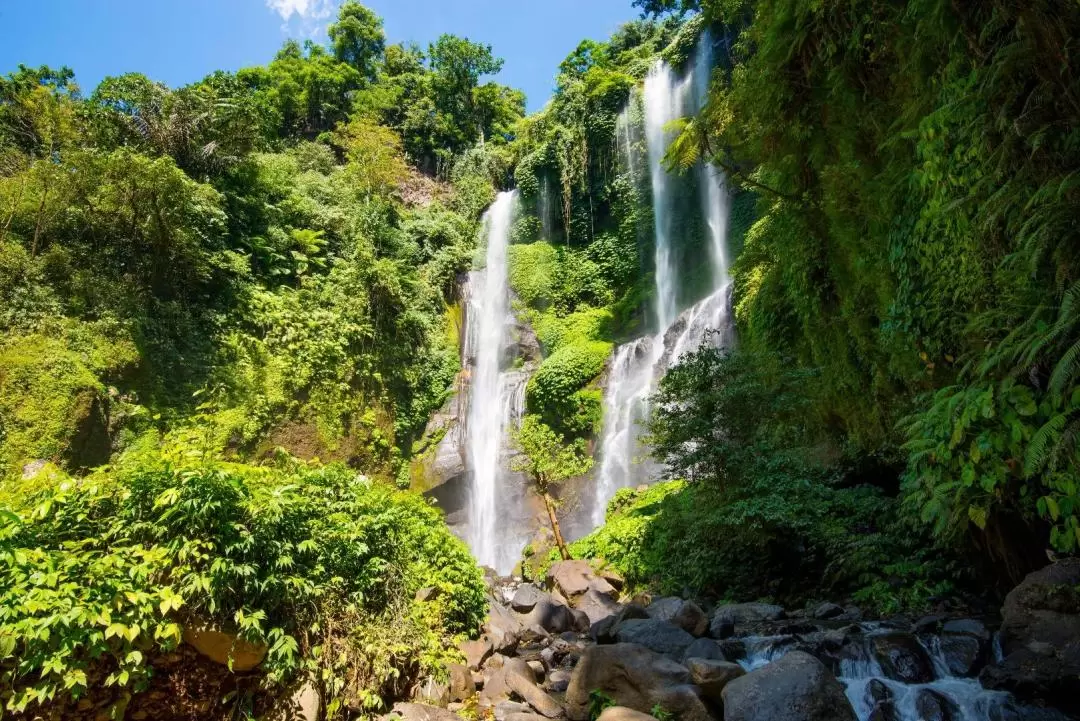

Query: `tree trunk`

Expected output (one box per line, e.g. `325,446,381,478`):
543,492,570,560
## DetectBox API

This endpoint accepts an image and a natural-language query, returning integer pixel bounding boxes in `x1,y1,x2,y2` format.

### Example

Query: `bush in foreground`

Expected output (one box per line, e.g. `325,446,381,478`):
0,456,485,717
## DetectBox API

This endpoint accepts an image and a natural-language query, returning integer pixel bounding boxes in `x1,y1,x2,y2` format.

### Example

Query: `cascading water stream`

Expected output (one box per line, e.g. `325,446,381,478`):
737,630,1014,721
591,35,733,527
463,190,523,571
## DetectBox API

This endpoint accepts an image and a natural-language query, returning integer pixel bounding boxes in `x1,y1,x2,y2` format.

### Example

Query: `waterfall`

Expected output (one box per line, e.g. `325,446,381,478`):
643,61,693,331
591,35,733,527
463,190,523,571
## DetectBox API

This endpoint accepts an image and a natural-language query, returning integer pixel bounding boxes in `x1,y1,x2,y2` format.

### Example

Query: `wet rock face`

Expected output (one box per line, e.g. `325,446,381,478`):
870,633,935,684
721,651,856,721
915,689,959,721
865,679,896,721
982,560,1080,713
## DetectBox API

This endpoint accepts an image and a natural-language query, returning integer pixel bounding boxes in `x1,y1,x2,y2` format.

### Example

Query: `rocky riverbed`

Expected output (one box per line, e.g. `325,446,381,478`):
385,559,1080,721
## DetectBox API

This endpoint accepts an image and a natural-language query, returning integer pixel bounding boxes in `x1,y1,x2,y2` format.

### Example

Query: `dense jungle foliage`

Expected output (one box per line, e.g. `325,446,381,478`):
0,2,517,715
5,0,1080,714
508,0,1080,608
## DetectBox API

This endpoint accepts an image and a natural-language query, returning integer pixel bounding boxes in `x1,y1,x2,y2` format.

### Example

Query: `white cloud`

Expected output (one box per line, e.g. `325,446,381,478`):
266,0,340,37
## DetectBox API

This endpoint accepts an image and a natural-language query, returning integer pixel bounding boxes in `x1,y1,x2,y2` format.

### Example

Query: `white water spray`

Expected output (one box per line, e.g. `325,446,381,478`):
463,190,522,570
592,35,733,526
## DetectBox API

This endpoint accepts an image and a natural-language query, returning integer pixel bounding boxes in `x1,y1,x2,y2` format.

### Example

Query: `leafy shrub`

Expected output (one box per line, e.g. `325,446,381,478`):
0,456,485,717
526,340,611,437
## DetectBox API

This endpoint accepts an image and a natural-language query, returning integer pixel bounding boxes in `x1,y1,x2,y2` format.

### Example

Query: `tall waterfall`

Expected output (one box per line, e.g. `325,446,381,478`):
592,34,732,527
463,190,525,571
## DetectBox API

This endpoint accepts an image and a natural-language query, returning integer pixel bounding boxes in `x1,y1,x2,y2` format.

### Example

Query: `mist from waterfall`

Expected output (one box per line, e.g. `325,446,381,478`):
592,33,732,528
463,190,525,571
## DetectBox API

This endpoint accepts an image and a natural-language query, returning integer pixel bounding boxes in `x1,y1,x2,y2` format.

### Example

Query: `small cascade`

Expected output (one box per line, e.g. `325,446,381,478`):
463,190,527,572
592,337,663,526
735,629,1014,721
590,34,734,527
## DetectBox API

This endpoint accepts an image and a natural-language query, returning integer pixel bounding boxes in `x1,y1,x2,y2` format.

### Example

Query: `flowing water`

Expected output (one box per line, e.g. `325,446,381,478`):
737,630,1014,721
463,190,526,571
591,35,733,526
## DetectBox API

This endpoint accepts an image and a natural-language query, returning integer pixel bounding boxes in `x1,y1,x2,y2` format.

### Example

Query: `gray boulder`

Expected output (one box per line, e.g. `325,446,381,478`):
461,637,494,671
983,560,1080,713
505,658,564,718
565,644,711,721
870,633,935,684
596,708,658,721
578,588,623,627
520,598,576,635
865,679,896,721
685,658,745,703
592,604,649,644
615,618,696,659
513,585,546,613
486,600,524,654
812,602,845,620
448,663,475,702
938,634,985,677
915,689,958,721
547,560,616,600
647,597,709,637
709,603,785,638
388,703,460,721
682,638,727,663
721,651,855,721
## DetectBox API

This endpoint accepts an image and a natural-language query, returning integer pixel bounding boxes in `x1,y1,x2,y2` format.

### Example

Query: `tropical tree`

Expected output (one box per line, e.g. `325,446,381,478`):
511,415,593,559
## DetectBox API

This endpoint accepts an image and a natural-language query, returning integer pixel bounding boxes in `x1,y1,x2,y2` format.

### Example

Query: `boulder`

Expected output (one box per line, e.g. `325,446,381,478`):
520,598,575,635
990,701,1075,721
545,669,572,693
942,618,991,642
1001,560,1080,656
182,623,267,672
939,634,984,677
505,658,564,718
577,588,623,627
721,651,856,721
647,598,709,637
682,638,726,663
596,567,626,592
387,703,460,721
592,604,649,644
812,602,845,620
448,663,475,702
685,658,745,703
496,702,534,721
864,679,896,721
914,689,958,721
506,715,549,721
984,560,1080,713
565,644,711,721
265,675,321,721
547,560,616,600
870,633,935,684
570,608,591,633
615,619,696,659
513,585,546,613
416,677,450,707
461,637,494,671
709,604,785,638
597,708,658,721
487,600,524,654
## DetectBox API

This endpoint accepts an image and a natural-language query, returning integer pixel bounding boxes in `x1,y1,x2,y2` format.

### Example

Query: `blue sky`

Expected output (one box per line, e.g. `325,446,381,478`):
0,0,638,112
